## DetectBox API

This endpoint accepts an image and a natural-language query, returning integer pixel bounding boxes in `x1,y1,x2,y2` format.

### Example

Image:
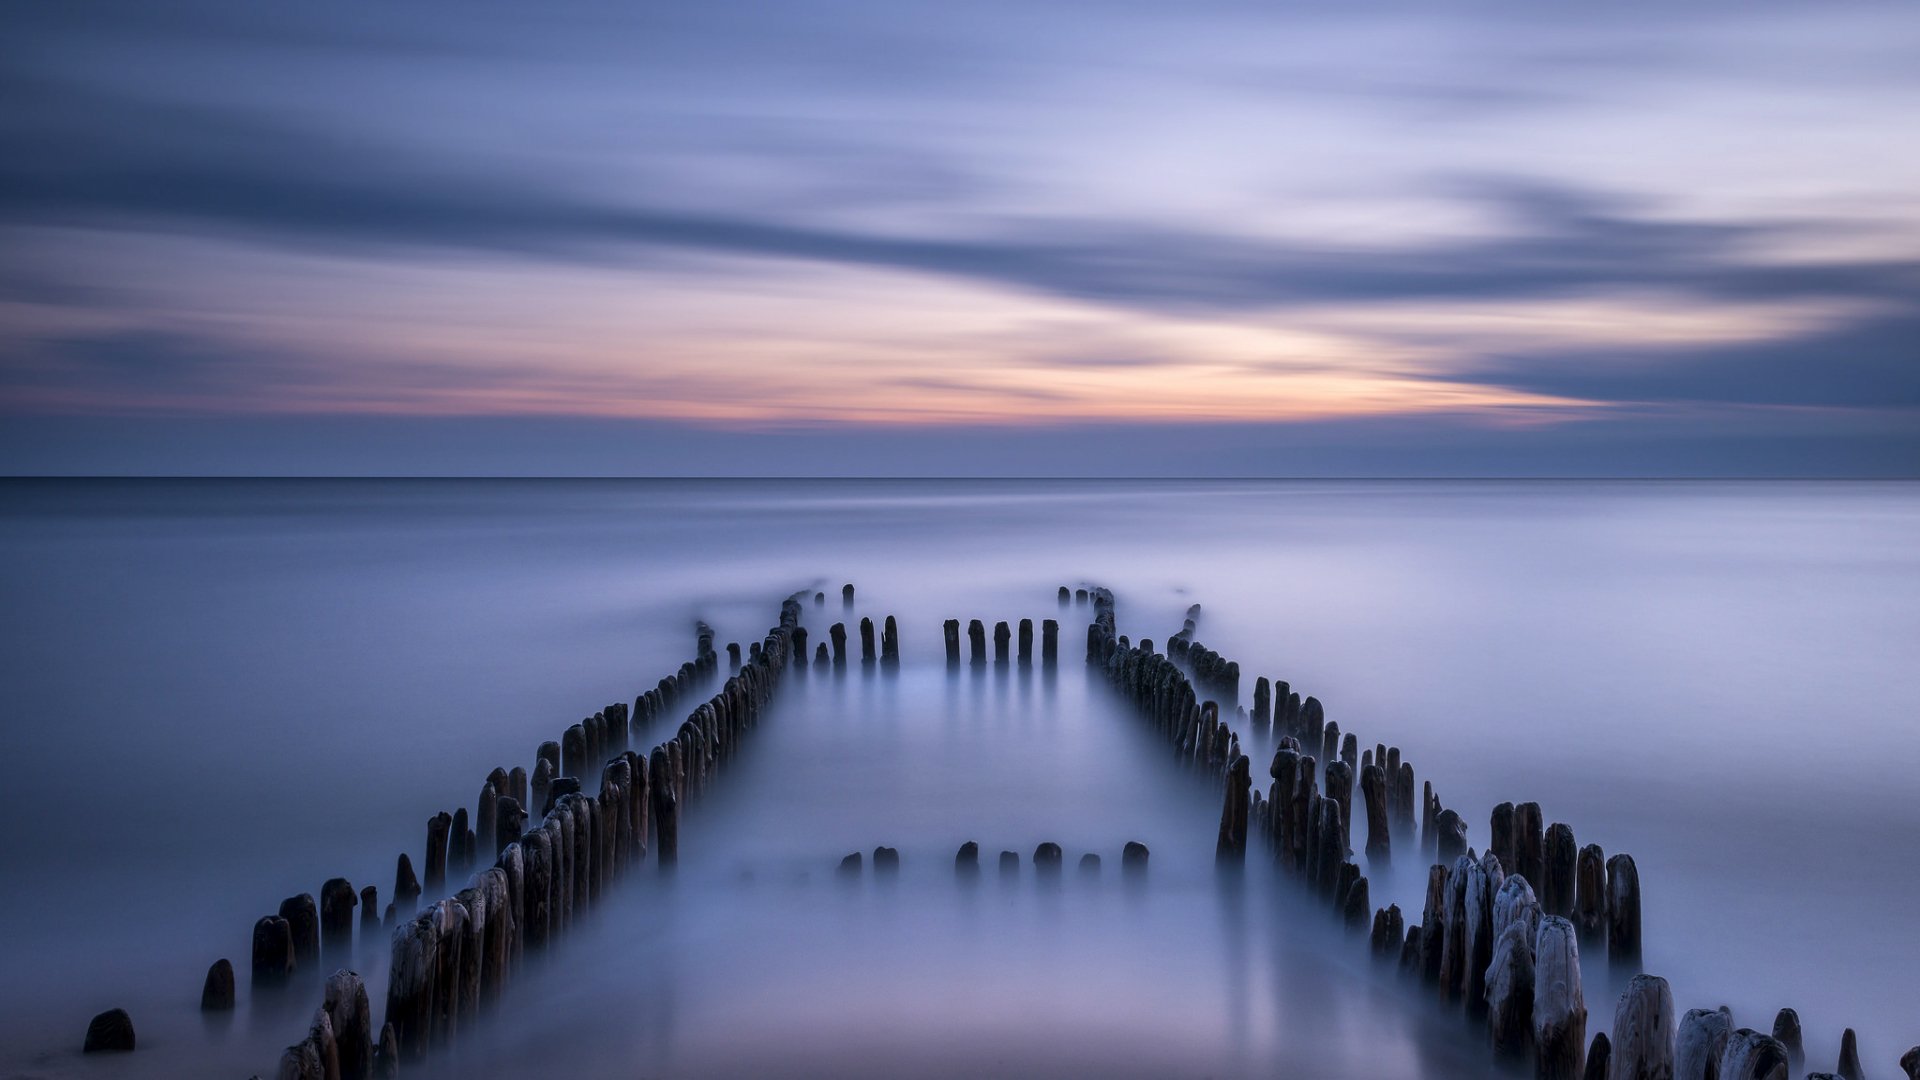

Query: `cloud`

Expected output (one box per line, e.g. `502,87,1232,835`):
5,73,1916,323
1457,310,1920,409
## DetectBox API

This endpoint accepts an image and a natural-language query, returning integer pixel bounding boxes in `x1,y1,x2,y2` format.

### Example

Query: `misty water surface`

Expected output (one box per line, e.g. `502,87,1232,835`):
1,479,1916,1077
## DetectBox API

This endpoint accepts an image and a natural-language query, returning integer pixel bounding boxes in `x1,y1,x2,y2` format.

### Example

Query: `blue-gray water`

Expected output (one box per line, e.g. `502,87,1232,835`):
1,479,1916,1077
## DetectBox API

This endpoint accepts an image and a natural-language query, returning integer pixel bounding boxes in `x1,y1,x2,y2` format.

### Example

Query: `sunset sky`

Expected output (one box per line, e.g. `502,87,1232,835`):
3,0,1917,474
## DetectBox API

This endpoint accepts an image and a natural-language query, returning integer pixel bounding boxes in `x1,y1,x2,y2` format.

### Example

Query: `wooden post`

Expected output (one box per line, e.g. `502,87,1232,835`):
1491,802,1517,876
1718,1028,1790,1080
1033,843,1063,882
1585,1032,1611,1080
1042,619,1058,664
944,619,961,665
1543,823,1577,918
1018,618,1033,664
1677,1007,1732,1080
955,841,980,881
1465,851,1505,1018
1609,974,1675,1080
882,616,899,664
1767,1009,1802,1072
830,623,847,666
451,807,472,874
495,796,526,860
1574,843,1606,943
1606,853,1642,966
251,915,295,989
201,958,235,1012
1839,1028,1865,1080
323,969,374,1080
968,619,986,665
1122,841,1149,880
1534,916,1587,1080
650,748,677,868
1359,763,1390,865
1486,919,1534,1061
1217,754,1250,863
993,621,1010,664
860,616,876,663
320,878,357,964
425,811,453,893
1516,801,1545,888
279,893,320,972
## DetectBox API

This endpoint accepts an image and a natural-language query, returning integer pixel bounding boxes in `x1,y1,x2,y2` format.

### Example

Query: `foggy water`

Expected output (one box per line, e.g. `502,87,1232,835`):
1,479,1916,1078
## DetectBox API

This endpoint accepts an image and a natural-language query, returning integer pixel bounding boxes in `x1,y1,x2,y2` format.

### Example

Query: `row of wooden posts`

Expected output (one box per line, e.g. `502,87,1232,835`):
833,841,1152,882
243,592,807,1077
1081,585,1914,1080
943,617,1060,666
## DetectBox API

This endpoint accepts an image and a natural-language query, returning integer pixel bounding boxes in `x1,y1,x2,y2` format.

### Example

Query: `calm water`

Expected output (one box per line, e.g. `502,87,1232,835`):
1,478,1916,1078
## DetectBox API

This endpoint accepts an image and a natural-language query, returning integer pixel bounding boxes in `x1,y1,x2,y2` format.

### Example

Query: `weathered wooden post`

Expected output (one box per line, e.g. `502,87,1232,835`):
1487,918,1535,1061
530,759,553,824
1769,1009,1802,1072
1901,1045,1920,1080
320,878,357,964
424,811,453,893
1033,842,1063,882
495,796,527,860
1516,801,1545,887
1677,1006,1732,1080
860,617,876,663
1838,1027,1865,1080
1359,763,1390,865
994,621,1011,664
1436,809,1468,863
1606,853,1642,966
944,619,961,665
324,969,374,1080
279,893,320,972
791,628,808,666
998,850,1019,878
561,724,587,782
1465,851,1505,1018
830,622,847,666
201,958,235,1012
1018,618,1033,664
955,841,980,880
1718,1028,1790,1080
252,915,295,989
968,619,986,665
1217,754,1250,864
1535,916,1587,1080
1585,1032,1612,1080
1122,841,1149,880
1058,586,1071,605
1609,974,1675,1080
1574,844,1606,943
882,616,899,663
727,641,742,672
1543,823,1577,918
1492,802,1517,875
1042,619,1058,664
450,807,473,874
650,748,677,868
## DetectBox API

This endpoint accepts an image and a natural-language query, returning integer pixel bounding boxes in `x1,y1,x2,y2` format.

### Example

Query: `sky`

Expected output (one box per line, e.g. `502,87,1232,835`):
2,0,1917,476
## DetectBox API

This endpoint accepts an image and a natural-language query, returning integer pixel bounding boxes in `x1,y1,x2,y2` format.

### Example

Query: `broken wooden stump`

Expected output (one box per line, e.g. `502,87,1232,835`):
1435,808,1468,864
1543,823,1577,918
